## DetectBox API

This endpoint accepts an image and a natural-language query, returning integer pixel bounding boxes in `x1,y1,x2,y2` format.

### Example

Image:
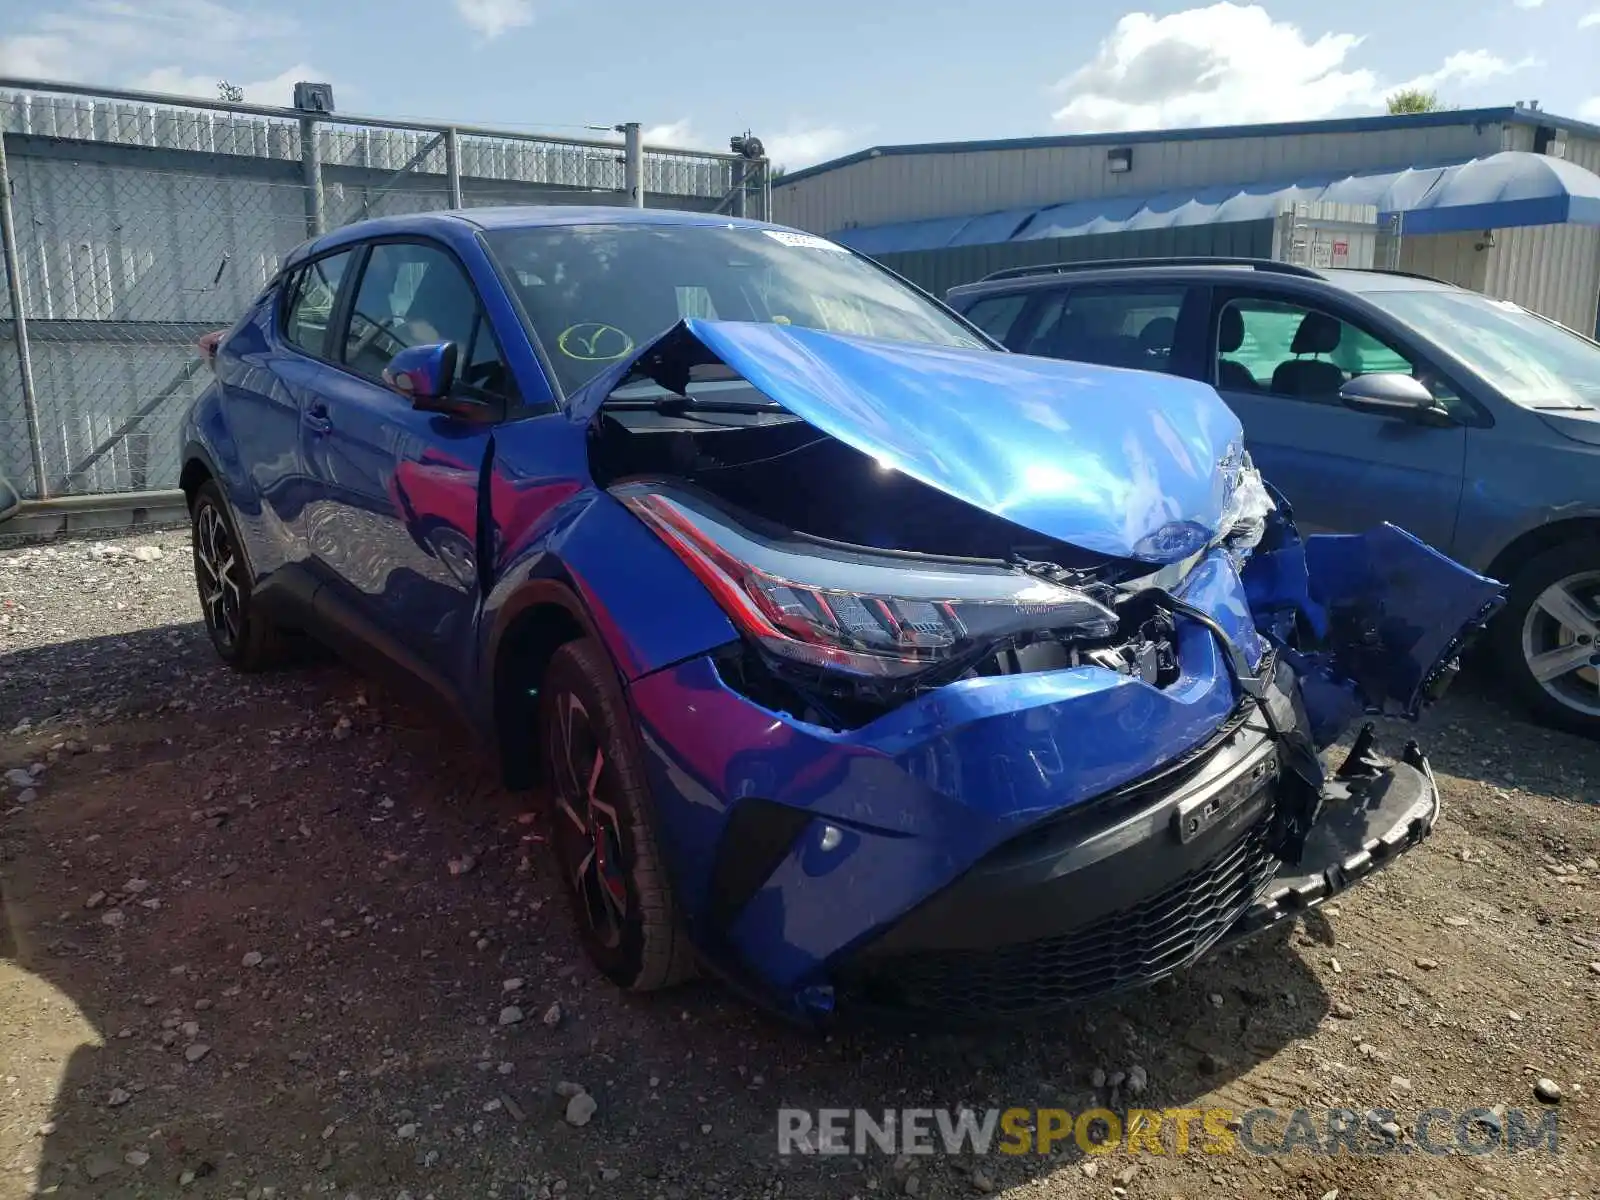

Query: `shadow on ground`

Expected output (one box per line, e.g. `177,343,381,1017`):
0,624,1486,1199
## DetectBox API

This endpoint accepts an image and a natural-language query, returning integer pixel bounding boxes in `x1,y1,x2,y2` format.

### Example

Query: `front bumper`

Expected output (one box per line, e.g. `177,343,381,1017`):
832,719,1439,1020
624,525,1491,1022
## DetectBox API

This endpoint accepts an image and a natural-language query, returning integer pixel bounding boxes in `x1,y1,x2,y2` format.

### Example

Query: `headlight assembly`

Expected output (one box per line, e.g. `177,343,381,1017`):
615,483,1119,678
1216,445,1274,561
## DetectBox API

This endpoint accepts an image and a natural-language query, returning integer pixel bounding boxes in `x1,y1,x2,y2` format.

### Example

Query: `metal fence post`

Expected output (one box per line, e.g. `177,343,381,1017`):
0,129,48,500
621,122,643,207
445,127,463,208
759,159,772,222
300,114,325,235
729,157,747,219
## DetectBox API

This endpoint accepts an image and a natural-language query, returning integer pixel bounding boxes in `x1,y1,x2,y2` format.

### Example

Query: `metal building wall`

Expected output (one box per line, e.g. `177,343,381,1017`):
1397,233,1490,293
776,123,1504,235
1486,127,1600,335
1484,223,1600,335
878,221,1275,298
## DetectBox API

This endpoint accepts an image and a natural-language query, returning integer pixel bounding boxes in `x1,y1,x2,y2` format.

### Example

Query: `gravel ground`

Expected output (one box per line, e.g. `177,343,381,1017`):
3,527,1600,1200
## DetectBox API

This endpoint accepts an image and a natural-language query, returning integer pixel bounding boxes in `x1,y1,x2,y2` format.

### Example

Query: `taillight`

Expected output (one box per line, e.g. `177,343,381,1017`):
197,330,225,372
615,483,1118,678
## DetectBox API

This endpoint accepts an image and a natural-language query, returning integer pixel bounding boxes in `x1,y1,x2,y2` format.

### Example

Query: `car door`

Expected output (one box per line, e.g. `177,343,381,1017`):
1209,290,1467,547
1003,282,1207,380
300,236,517,694
225,247,356,576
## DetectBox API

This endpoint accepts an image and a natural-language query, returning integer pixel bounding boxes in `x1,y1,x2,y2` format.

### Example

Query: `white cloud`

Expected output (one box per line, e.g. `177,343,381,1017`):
455,0,534,39
1580,97,1600,121
1050,3,1534,131
1513,0,1544,8
1581,9,1600,26
0,0,311,101
640,119,697,146
1393,49,1537,96
629,120,852,169
0,35,76,79
1051,4,1375,130
763,127,851,170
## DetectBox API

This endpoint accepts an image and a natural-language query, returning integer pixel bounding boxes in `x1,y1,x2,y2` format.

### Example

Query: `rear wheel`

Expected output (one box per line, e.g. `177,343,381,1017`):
1491,540,1600,737
537,638,695,990
190,480,289,672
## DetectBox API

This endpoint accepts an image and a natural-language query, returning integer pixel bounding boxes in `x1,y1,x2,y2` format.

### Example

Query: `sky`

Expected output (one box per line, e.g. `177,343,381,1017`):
0,0,1597,170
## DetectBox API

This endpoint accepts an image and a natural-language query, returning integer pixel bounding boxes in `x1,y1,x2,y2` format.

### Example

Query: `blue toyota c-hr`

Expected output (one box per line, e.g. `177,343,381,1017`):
181,207,1501,1022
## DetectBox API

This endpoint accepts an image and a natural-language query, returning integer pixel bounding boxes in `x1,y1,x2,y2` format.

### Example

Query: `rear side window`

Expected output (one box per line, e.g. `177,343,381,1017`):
281,250,353,357
1014,287,1187,372
960,293,1029,344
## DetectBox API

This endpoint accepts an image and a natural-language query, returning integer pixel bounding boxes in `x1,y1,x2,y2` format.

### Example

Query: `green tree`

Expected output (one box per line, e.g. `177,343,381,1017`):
1386,88,1441,114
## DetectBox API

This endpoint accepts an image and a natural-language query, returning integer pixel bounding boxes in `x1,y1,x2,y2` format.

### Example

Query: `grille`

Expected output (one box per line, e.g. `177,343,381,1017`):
839,820,1281,1019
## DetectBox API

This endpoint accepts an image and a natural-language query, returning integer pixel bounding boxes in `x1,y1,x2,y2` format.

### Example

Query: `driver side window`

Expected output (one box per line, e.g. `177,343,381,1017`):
342,242,513,400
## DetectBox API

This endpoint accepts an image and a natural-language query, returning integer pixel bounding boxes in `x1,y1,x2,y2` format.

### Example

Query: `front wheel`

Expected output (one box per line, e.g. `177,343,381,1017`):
1491,540,1600,738
537,638,695,991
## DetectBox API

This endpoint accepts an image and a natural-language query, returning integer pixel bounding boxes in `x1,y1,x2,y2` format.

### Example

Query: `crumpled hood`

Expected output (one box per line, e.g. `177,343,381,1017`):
575,319,1245,563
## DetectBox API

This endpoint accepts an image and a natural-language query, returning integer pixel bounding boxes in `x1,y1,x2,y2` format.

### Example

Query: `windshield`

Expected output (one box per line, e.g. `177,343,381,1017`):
482,223,986,394
1364,288,1600,409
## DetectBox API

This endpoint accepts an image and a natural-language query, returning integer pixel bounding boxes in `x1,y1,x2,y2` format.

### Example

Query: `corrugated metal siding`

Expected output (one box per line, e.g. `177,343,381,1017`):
775,124,1503,234
1397,232,1489,292
1484,222,1600,334
1,90,737,200
1559,133,1600,175
877,221,1275,298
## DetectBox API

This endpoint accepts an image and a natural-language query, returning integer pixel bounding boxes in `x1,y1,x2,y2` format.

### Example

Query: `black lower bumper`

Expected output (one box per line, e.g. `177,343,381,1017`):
833,721,1440,1021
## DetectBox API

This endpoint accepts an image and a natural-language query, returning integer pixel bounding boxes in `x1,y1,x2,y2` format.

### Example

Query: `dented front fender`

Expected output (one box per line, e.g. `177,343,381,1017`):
1243,511,1504,745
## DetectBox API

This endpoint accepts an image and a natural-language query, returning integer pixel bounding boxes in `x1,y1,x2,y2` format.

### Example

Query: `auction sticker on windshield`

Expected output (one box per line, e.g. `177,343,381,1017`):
763,230,848,251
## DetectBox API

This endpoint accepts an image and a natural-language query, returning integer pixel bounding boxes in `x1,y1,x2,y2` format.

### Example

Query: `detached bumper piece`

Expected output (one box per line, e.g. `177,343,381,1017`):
832,721,1439,1022
1226,723,1441,941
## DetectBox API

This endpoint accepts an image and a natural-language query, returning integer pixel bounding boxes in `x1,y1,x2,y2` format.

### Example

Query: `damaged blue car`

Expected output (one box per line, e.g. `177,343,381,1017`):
180,208,1503,1021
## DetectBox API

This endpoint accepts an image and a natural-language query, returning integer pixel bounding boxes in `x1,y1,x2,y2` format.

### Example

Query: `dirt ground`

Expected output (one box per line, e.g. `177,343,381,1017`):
3,527,1600,1200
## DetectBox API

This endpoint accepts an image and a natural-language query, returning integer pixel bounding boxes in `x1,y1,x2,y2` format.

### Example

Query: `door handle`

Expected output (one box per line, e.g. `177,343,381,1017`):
304,404,333,435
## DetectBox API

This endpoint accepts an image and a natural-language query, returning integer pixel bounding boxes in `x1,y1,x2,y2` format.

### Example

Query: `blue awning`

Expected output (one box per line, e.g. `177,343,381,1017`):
832,151,1600,254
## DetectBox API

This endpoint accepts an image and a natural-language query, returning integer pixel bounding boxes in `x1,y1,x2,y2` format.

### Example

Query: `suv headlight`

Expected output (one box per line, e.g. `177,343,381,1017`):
1216,445,1274,561
615,483,1119,678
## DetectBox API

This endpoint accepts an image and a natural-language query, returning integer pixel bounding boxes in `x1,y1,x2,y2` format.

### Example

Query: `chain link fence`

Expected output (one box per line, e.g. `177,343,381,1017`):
0,79,772,509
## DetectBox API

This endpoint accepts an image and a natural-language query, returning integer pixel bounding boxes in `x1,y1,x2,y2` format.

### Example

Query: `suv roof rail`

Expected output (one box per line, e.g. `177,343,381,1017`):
1344,266,1450,285
976,257,1326,283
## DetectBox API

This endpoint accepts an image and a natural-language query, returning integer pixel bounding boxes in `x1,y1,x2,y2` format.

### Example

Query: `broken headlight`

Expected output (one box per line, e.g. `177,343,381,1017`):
1215,444,1274,562
616,484,1118,678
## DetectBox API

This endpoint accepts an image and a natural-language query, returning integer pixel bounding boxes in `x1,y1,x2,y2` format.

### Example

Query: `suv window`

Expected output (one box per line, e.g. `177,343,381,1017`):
281,251,353,357
1013,286,1186,371
961,293,1029,344
343,242,513,399
1217,297,1435,401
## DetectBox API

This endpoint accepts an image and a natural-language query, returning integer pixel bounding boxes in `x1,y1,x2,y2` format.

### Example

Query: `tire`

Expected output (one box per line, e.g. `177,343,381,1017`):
190,480,290,672
537,638,695,990
1489,540,1600,738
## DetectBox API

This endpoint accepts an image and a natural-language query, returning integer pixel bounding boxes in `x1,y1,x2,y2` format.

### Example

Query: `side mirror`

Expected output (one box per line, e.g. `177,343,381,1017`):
383,342,472,414
1338,373,1455,426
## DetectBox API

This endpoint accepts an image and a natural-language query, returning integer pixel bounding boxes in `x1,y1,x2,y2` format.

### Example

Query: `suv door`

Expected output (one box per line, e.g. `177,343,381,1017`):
1209,290,1468,548
1003,283,1204,378
230,247,356,576
301,237,517,695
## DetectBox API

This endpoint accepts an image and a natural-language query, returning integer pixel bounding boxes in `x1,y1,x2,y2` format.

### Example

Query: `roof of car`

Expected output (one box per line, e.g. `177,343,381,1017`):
285,206,788,268
457,206,782,232
946,259,1473,300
